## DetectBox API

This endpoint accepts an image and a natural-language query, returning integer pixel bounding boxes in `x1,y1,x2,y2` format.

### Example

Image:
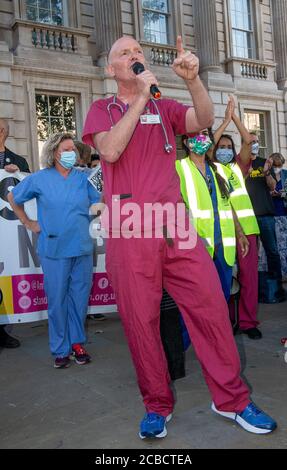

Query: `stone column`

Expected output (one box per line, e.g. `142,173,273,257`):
94,0,123,64
192,0,221,71
272,0,287,89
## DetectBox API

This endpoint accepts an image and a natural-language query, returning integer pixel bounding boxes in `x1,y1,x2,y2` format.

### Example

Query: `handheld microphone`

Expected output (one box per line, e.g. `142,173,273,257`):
132,62,161,100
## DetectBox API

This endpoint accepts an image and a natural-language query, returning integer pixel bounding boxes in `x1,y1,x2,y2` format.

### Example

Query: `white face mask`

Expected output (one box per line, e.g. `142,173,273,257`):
273,167,282,175
251,143,259,155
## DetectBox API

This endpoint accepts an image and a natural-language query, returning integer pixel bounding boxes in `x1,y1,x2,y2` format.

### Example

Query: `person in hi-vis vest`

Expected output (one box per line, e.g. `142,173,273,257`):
160,128,250,384
212,96,262,340
176,129,250,301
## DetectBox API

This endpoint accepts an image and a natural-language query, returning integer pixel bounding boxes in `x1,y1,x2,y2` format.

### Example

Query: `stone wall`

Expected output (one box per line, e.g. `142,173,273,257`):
0,0,286,168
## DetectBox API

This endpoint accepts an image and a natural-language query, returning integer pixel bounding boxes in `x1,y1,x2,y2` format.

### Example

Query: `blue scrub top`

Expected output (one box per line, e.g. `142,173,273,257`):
205,163,222,248
273,180,287,216
12,167,100,259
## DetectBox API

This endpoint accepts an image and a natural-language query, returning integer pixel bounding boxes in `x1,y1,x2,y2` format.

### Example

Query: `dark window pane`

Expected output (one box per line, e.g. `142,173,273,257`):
259,134,265,148
52,0,63,24
49,96,63,117
64,118,76,133
26,0,37,6
36,94,76,141
51,0,63,12
259,113,265,130
50,118,64,133
37,118,50,141
39,8,51,23
27,0,63,25
142,0,168,13
36,94,48,117
62,96,76,116
26,6,37,21
39,0,49,8
52,12,63,25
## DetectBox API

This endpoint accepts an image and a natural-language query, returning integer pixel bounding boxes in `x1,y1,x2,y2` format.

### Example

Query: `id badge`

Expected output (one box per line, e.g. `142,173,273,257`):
140,114,161,125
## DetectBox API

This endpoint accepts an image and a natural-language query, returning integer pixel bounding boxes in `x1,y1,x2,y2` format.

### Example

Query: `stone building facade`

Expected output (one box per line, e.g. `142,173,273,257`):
0,0,286,170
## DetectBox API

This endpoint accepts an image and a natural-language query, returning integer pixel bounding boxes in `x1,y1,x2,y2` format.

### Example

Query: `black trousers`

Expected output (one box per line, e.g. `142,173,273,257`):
160,290,186,381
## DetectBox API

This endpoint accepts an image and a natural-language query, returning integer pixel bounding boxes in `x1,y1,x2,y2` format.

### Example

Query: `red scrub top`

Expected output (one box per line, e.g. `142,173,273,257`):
83,96,190,232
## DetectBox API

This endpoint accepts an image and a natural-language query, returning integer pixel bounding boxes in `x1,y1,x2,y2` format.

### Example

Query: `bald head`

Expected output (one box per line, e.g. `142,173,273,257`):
106,36,146,87
107,36,143,64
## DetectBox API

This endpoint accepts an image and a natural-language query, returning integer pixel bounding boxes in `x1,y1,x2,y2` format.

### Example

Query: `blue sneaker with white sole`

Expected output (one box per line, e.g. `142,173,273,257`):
139,412,172,439
211,402,277,434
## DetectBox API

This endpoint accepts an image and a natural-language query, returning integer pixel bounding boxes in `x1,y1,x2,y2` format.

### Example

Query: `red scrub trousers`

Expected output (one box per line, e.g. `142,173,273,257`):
236,234,259,330
106,230,250,417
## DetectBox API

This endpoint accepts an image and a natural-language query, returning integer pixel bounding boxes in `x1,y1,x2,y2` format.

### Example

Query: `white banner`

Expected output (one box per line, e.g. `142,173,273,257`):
0,170,117,324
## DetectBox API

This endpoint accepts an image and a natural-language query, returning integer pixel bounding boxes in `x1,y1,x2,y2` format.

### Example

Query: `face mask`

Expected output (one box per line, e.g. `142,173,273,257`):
187,134,213,156
216,148,234,165
273,167,282,174
251,143,259,155
59,151,77,169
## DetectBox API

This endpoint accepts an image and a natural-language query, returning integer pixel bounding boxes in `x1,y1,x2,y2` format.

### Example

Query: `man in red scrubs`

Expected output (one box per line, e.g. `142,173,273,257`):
83,36,276,439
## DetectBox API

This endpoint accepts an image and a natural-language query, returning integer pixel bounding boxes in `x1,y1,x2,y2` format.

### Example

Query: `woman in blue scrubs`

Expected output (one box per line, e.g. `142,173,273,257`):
8,133,100,369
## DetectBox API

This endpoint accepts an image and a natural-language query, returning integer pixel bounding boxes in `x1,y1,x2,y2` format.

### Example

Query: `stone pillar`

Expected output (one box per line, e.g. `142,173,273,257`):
192,0,221,71
94,0,123,65
272,0,287,89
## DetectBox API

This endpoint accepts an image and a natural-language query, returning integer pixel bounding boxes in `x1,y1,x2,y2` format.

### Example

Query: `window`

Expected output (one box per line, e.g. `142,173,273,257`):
229,0,254,58
26,0,64,26
244,111,267,158
142,0,170,44
36,93,76,165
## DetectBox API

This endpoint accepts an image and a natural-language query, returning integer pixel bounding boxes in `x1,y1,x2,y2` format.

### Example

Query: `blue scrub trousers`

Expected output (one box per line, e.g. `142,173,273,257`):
257,215,282,280
40,254,93,357
213,244,233,302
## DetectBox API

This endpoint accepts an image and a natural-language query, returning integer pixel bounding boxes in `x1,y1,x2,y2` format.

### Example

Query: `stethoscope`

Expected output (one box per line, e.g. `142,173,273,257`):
107,95,174,154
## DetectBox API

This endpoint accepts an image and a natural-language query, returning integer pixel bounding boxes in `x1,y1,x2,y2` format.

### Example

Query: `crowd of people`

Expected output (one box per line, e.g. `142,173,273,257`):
1,34,287,440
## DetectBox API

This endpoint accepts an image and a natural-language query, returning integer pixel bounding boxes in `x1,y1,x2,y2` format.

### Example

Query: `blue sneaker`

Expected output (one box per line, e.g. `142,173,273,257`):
139,412,172,439
211,402,277,434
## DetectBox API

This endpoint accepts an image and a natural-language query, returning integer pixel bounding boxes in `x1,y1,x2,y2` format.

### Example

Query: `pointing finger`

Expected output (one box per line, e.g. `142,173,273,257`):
176,35,185,56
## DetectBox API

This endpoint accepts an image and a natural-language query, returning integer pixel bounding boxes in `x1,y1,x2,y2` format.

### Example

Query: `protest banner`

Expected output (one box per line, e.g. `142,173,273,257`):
0,170,117,324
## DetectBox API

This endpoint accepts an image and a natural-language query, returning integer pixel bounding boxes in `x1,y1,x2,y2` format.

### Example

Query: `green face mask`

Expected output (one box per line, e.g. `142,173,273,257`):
187,134,213,156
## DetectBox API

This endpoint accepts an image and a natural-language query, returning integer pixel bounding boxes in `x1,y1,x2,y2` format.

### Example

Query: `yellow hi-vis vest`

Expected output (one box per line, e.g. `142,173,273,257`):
176,158,236,266
221,162,259,236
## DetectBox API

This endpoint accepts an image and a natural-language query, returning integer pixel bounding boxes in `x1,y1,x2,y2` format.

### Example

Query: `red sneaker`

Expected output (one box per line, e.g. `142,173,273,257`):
71,344,91,365
54,356,71,369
